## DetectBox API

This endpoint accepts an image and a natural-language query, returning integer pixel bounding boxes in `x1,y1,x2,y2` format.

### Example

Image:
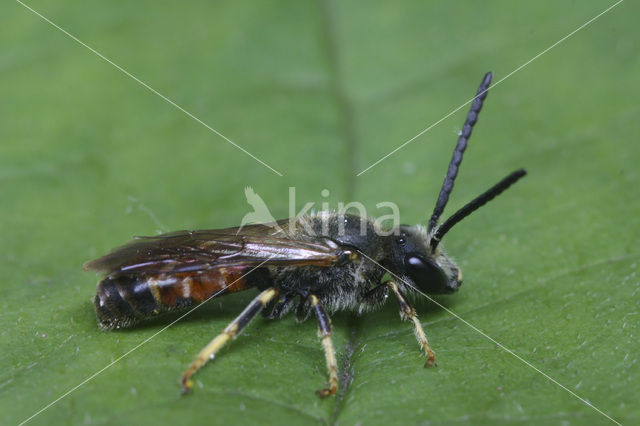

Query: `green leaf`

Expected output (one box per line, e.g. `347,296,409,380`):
2,1,638,424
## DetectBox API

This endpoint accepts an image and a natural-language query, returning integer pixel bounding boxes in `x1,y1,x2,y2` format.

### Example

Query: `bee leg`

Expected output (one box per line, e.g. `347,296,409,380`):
386,281,436,367
295,295,311,322
308,294,338,398
262,293,294,319
180,287,279,394
360,283,389,309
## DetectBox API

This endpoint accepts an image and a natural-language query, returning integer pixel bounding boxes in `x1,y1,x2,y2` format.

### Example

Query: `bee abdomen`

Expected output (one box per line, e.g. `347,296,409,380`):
93,268,270,329
94,275,159,329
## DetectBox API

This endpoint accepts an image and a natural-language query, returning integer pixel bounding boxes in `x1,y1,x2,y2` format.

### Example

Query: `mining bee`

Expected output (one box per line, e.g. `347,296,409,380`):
85,72,526,397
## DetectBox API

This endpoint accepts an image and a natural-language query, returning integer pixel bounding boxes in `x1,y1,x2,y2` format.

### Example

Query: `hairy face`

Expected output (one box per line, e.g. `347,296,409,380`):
389,225,462,294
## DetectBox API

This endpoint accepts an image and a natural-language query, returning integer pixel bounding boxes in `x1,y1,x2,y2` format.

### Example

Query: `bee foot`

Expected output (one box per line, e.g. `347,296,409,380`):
316,388,334,399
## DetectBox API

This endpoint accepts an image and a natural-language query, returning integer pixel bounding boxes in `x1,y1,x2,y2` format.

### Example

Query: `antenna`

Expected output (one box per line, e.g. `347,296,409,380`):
430,169,527,249
428,72,493,232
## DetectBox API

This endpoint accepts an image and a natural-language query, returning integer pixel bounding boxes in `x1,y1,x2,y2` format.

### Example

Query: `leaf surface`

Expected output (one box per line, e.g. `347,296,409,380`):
1,1,638,424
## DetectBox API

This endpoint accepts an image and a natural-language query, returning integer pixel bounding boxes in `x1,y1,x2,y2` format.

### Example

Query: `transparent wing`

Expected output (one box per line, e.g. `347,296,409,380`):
84,223,349,275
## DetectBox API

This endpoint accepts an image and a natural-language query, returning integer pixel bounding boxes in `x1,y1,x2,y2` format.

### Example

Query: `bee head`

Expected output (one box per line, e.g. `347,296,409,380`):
388,225,461,294
385,72,527,296
388,165,526,295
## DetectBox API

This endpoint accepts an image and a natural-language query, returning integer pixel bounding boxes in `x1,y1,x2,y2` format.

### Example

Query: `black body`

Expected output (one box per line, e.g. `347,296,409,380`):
85,72,527,397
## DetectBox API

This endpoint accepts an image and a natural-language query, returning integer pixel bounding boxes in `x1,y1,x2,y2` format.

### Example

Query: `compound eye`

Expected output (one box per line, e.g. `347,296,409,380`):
404,254,449,294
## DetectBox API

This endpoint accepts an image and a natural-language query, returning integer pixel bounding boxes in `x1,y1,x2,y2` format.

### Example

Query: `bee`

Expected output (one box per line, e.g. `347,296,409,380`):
85,72,526,397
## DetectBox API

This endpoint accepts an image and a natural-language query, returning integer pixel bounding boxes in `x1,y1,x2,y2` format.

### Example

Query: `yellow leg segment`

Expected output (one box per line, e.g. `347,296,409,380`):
181,287,278,393
387,281,436,367
309,294,338,398
318,332,338,398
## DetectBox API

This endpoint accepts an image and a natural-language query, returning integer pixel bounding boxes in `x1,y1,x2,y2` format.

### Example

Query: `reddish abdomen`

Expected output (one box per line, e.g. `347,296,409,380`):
94,267,266,329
